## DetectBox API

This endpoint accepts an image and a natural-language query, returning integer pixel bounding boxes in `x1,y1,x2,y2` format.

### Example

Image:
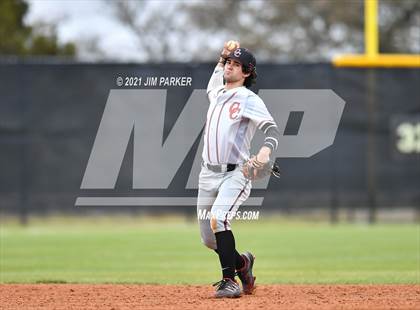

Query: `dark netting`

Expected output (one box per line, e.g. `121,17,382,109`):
0,62,419,217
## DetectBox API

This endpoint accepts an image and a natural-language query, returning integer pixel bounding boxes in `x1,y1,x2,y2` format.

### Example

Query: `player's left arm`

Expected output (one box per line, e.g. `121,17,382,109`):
256,121,280,163
244,95,280,164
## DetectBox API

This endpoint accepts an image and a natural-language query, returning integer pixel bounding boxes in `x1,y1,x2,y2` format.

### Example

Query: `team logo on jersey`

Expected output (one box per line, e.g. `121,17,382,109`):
229,102,241,119
234,49,241,57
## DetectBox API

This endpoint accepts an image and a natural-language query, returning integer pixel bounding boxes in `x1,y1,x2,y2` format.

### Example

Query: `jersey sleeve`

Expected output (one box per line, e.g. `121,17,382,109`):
243,95,280,152
206,66,224,101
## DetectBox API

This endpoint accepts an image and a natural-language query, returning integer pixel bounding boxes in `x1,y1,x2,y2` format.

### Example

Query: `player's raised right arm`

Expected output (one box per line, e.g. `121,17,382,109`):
207,41,240,97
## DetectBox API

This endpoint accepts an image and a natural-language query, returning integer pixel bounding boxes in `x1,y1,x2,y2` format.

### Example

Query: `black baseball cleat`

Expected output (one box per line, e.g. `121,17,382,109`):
212,278,242,298
236,251,256,294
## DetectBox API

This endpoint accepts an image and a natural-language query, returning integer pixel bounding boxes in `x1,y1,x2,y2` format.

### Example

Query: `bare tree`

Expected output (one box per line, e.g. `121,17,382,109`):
105,0,190,62
379,0,420,53
104,0,419,62
179,0,366,61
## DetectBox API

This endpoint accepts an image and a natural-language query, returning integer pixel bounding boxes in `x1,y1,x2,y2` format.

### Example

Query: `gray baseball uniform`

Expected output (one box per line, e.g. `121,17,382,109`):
197,65,279,250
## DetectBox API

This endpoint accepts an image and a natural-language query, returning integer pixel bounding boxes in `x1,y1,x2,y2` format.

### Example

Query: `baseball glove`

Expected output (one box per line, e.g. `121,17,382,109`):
242,156,281,181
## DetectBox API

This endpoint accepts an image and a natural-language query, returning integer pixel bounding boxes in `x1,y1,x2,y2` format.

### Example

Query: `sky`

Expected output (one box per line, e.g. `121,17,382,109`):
26,0,418,62
24,0,348,62
26,0,147,61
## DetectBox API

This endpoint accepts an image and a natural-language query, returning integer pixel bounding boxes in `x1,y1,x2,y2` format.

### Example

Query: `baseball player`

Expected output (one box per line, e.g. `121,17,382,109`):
197,41,280,298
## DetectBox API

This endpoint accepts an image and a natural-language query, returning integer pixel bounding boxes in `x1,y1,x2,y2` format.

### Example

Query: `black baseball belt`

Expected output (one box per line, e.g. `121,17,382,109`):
202,162,238,173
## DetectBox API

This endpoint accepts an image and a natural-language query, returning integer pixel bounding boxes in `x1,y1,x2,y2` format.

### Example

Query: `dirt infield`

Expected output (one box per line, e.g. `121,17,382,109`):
0,284,419,310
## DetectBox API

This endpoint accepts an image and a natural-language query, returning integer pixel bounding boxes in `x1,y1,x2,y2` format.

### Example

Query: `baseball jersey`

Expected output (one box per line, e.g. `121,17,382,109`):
202,66,279,165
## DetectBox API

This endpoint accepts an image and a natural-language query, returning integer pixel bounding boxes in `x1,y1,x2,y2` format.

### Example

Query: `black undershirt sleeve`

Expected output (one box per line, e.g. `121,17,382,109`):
260,121,280,152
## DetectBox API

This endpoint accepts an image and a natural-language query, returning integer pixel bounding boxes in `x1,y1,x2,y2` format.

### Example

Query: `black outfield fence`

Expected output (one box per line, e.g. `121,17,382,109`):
0,61,419,222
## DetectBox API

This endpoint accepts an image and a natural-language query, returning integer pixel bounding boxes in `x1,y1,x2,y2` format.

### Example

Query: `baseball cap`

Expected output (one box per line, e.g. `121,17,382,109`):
227,48,256,73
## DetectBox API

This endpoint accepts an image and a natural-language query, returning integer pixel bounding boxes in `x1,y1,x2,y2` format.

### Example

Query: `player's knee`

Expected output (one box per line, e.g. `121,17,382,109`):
211,216,228,234
201,236,216,250
210,216,220,233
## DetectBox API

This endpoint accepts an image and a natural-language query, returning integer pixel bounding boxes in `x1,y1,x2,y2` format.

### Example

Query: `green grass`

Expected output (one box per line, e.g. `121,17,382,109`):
0,216,419,284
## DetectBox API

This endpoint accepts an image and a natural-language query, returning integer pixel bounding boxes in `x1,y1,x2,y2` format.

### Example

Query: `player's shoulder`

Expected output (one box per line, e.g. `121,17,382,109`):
239,87,264,105
236,87,257,97
210,85,225,97
215,85,225,94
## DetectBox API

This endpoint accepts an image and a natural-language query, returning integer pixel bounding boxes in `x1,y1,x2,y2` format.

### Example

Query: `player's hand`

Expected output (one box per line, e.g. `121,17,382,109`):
255,146,271,165
242,155,281,180
243,147,270,178
248,155,265,170
221,40,240,58
242,156,258,179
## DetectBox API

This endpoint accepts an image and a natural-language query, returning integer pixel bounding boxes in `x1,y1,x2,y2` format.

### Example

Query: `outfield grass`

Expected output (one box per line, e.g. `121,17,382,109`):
0,216,418,284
